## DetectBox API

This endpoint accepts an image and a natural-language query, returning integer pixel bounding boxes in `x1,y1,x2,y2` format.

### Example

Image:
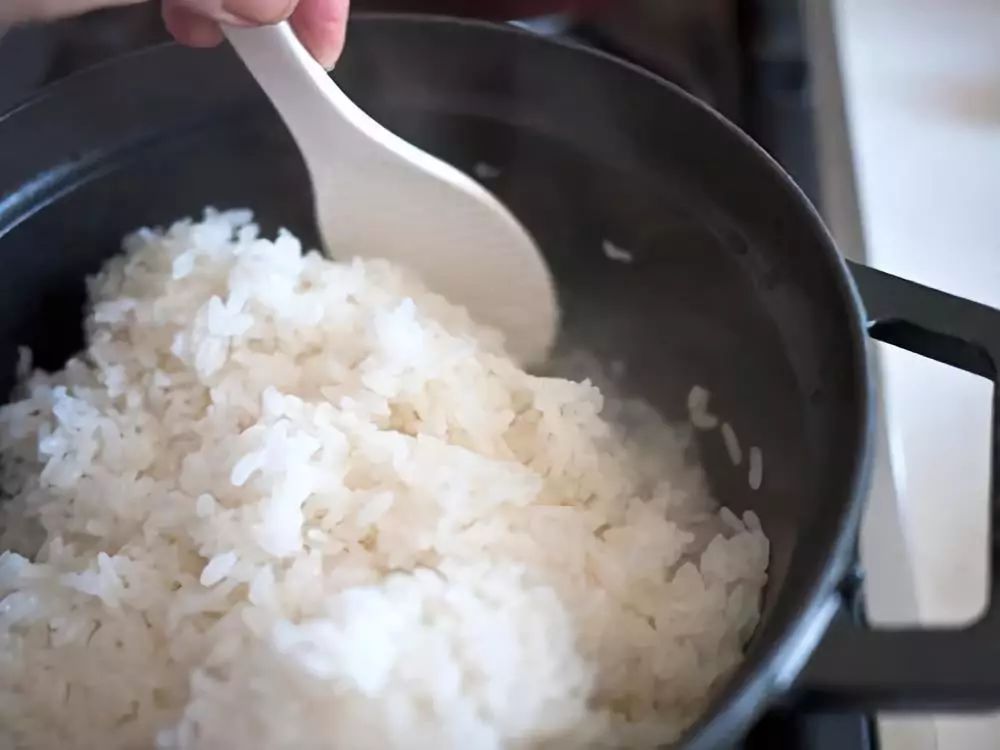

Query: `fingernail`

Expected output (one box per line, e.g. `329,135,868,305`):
290,19,346,70
315,36,341,69
221,0,295,25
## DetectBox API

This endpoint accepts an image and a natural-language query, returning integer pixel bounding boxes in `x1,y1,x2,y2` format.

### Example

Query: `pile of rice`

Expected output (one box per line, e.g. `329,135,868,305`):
0,210,768,749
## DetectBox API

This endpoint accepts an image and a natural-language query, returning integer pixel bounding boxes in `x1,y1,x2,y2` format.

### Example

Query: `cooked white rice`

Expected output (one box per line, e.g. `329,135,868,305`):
686,385,719,431
601,240,634,265
748,446,764,491
473,162,502,180
720,422,742,467
0,209,769,749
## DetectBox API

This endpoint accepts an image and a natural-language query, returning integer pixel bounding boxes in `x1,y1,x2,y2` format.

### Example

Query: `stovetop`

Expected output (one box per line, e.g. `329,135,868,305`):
0,4,873,748
744,711,875,749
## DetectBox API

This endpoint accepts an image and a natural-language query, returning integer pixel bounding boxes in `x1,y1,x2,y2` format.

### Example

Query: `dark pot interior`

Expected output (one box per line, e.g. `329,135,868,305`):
0,16,870,747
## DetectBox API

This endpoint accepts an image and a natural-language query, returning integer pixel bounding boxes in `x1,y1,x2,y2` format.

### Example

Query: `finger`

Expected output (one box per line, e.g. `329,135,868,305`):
0,0,145,24
162,2,224,48
289,0,349,70
170,0,296,26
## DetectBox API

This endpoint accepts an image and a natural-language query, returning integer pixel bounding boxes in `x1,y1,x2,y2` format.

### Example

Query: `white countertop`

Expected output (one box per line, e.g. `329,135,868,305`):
813,1,1000,747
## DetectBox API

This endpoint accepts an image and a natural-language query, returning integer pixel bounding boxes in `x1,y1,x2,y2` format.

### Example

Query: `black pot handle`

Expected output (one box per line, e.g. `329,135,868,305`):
796,260,1000,711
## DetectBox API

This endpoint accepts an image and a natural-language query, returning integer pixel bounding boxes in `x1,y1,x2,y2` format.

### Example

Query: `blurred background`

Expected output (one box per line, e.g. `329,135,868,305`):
1,1,998,748
0,0,821,205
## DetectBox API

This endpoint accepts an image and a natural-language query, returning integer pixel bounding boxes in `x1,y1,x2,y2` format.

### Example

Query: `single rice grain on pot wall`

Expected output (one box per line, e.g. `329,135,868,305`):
686,384,719,431
0,209,770,750
749,446,764,490
721,421,742,466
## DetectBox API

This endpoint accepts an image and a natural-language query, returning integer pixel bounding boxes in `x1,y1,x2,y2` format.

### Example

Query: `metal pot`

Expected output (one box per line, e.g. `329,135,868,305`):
357,0,609,17
1,15,998,748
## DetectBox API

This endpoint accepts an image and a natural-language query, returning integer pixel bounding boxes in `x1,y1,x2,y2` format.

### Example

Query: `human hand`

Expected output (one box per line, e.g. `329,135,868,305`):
0,0,351,69
163,0,350,68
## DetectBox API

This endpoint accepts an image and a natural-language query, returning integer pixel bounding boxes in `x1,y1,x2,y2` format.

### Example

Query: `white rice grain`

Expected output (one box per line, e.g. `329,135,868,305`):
748,446,764,490
718,506,744,533
602,239,634,264
687,384,719,430
721,422,742,466
200,552,238,587
473,162,501,180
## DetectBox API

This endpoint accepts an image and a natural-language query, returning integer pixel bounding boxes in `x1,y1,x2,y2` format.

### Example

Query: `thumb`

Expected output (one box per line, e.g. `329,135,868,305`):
289,0,349,70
